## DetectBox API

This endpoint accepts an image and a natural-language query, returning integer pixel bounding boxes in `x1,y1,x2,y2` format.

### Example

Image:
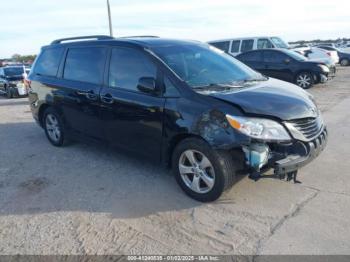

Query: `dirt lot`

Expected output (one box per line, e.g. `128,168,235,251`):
0,67,350,255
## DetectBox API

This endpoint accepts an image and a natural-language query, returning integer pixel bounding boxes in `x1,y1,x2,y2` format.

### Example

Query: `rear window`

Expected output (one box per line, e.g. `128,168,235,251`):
210,41,230,52
63,47,107,84
241,40,254,52
35,48,64,77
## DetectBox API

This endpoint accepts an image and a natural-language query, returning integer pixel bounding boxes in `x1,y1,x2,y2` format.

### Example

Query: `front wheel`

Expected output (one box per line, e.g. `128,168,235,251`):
172,138,237,202
5,86,13,98
340,58,349,66
295,72,314,89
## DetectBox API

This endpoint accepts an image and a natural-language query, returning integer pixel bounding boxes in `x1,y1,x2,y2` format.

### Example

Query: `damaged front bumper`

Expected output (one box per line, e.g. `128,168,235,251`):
242,127,328,180
272,128,327,176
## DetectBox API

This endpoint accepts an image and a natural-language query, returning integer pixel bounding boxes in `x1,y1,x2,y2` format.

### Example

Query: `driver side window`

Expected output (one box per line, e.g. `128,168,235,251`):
109,48,157,92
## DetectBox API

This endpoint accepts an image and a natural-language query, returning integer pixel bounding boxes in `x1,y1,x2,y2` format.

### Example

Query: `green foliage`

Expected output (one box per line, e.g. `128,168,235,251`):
11,54,37,62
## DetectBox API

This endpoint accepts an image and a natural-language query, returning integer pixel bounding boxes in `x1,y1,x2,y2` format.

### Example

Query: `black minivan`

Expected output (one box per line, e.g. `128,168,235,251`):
28,36,327,202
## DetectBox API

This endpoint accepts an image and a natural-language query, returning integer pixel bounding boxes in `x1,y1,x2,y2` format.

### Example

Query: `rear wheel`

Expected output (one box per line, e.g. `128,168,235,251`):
172,138,237,202
295,72,314,89
340,58,349,66
43,108,66,147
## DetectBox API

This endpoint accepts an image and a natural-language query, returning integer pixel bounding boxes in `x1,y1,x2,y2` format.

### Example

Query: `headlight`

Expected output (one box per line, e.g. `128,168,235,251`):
226,115,291,141
9,81,18,85
318,65,329,73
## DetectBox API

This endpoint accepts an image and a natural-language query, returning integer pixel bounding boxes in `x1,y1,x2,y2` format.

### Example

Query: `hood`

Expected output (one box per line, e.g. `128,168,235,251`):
205,78,318,121
306,58,333,67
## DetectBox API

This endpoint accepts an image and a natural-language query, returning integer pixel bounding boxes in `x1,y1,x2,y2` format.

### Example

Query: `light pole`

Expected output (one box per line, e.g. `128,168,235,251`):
107,0,113,37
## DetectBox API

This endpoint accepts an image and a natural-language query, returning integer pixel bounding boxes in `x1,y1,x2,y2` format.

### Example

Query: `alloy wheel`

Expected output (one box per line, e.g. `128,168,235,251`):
178,150,215,194
45,114,61,143
341,59,349,66
296,73,312,88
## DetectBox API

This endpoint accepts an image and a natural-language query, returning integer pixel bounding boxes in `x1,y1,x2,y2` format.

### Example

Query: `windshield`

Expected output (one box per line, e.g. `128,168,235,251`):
152,44,265,88
286,50,308,61
4,67,24,76
271,37,289,49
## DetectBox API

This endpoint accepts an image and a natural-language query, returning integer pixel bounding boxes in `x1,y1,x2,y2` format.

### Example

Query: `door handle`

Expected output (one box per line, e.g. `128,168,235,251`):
76,90,98,100
101,93,114,104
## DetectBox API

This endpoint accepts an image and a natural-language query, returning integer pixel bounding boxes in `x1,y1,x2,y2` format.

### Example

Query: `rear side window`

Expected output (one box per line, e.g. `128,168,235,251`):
109,48,156,92
257,39,273,49
238,51,262,62
230,40,241,53
241,40,254,52
35,48,64,77
63,47,107,84
210,41,230,52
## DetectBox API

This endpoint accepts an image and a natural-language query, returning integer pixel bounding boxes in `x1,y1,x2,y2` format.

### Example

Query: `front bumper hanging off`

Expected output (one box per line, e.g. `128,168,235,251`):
273,128,328,176
243,127,328,182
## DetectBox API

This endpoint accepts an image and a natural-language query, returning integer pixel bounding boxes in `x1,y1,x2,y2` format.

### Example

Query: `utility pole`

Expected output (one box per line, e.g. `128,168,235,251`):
107,0,113,37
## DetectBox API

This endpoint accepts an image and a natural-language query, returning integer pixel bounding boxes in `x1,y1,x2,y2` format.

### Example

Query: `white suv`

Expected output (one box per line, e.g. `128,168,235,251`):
208,36,289,56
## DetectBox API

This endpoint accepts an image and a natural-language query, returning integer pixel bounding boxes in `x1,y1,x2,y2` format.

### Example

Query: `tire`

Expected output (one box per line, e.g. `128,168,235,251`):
43,107,67,147
295,72,314,89
340,58,349,66
172,137,237,202
5,86,13,99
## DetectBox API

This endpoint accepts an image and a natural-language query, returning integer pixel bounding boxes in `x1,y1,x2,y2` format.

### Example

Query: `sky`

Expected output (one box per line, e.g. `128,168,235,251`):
0,0,349,58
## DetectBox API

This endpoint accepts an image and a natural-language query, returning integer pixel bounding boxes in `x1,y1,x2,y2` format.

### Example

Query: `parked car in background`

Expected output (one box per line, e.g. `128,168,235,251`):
0,66,28,98
28,35,327,202
208,36,289,56
316,45,350,66
236,49,333,89
316,43,336,48
304,47,339,64
338,43,350,53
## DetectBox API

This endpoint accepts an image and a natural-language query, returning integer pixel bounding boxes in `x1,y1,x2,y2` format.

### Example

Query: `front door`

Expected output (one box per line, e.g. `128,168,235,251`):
262,50,293,82
99,47,165,160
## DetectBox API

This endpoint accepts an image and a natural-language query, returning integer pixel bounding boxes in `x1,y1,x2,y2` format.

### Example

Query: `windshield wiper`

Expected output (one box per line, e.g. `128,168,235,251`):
242,77,268,82
193,83,242,91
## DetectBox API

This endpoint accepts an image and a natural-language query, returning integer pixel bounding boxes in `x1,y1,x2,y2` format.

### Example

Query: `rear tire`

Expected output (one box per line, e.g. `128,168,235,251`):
172,137,237,202
43,107,67,147
295,72,314,89
340,58,349,66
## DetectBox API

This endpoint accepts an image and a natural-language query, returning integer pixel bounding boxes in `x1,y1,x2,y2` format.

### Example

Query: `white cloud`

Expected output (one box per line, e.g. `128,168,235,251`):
0,0,349,57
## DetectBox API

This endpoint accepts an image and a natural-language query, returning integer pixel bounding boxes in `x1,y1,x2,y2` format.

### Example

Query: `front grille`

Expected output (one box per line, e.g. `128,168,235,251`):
286,117,324,141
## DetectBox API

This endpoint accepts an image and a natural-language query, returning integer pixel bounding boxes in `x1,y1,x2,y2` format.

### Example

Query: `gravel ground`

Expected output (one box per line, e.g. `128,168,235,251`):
0,67,350,255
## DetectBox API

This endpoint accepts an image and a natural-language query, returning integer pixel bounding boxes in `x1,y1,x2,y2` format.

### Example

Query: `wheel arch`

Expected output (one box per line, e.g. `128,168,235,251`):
38,103,64,128
165,133,207,168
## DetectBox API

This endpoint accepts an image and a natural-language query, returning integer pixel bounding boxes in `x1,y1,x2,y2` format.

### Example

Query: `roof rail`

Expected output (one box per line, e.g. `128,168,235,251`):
51,35,114,45
118,35,160,38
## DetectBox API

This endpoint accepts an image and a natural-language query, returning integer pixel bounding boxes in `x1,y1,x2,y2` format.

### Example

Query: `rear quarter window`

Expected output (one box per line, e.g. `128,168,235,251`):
34,48,64,77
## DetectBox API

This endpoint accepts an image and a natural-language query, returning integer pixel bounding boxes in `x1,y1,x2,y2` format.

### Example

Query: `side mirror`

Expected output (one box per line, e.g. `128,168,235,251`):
284,58,291,64
137,77,156,94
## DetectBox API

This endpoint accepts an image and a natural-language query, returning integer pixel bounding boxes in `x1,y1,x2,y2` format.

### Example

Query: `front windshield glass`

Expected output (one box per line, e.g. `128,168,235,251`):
285,50,308,61
271,37,289,49
4,67,24,76
152,44,265,88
